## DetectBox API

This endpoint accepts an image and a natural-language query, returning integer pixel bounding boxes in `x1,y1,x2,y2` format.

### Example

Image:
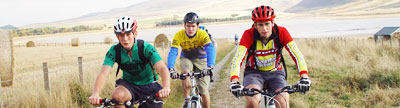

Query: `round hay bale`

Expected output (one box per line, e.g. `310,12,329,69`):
26,41,35,47
71,38,80,47
0,29,15,87
104,37,113,44
154,33,171,48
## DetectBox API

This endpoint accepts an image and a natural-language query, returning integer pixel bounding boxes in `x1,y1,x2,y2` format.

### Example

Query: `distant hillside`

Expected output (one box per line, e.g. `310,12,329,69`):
22,0,299,28
302,0,400,19
22,0,400,29
285,0,355,13
0,25,18,30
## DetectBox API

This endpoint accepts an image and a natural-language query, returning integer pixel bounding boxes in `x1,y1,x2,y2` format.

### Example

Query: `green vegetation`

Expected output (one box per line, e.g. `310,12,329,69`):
155,16,250,27
69,81,91,107
10,25,104,37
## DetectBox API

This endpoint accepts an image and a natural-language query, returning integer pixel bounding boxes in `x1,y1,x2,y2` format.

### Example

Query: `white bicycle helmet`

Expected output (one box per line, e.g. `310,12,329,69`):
114,16,138,34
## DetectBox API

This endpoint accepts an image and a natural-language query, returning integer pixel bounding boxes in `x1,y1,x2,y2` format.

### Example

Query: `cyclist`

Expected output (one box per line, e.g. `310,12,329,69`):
168,12,216,108
229,6,311,108
199,25,218,48
234,34,239,45
88,16,171,108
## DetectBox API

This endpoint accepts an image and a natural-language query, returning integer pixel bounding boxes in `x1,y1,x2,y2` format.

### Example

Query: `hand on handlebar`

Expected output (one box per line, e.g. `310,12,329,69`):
206,66,214,82
297,76,311,94
88,95,102,105
230,81,244,98
170,71,180,79
157,88,171,99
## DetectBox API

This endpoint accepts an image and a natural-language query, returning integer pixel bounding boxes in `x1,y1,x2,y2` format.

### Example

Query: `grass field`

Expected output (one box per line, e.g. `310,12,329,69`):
287,38,400,107
1,37,399,107
1,39,235,108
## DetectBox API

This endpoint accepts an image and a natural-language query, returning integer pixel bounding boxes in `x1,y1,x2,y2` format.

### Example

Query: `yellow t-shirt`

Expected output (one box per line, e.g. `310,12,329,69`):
171,29,211,58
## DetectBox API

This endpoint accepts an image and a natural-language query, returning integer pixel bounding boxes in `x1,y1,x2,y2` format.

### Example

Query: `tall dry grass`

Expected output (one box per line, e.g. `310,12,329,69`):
4,37,398,107
286,38,400,107
1,39,235,108
2,44,112,107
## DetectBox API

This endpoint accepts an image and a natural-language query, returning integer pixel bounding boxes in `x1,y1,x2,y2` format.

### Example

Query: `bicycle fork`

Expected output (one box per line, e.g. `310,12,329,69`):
264,96,276,108
188,95,201,108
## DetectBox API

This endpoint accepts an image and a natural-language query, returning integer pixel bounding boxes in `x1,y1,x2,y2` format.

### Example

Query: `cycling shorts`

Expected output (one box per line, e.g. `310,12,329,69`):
243,69,287,93
180,56,210,95
116,79,162,108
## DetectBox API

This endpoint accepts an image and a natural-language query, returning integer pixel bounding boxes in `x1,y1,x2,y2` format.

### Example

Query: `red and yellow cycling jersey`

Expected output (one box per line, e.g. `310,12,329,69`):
230,26,308,81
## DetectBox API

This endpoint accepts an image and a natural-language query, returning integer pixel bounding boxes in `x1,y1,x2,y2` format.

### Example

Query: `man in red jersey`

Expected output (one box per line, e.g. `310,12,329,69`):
229,5,311,108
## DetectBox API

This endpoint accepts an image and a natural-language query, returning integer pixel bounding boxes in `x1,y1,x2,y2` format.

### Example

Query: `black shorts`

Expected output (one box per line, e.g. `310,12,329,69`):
116,79,162,108
243,69,287,93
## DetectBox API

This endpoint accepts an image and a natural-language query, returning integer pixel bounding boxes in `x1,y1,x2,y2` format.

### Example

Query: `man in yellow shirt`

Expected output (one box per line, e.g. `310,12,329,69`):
167,12,216,108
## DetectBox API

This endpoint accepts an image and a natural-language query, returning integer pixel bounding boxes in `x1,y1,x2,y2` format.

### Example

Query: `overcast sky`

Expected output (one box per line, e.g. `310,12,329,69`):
0,0,148,27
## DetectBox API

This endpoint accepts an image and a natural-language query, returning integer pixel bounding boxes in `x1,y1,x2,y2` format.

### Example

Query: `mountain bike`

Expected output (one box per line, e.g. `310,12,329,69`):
241,84,300,108
171,69,213,108
97,94,163,108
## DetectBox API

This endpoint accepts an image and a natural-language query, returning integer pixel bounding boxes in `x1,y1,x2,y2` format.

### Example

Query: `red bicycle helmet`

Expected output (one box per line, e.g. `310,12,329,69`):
251,5,276,22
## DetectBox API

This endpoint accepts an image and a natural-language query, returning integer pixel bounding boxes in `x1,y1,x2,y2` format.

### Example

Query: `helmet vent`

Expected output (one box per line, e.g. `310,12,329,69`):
127,23,129,29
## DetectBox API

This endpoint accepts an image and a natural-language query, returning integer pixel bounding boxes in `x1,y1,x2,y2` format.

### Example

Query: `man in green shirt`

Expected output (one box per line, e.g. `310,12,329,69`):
88,16,171,108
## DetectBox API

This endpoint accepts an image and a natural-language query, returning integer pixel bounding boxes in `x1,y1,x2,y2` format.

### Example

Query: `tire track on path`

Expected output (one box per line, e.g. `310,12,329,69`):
210,46,247,108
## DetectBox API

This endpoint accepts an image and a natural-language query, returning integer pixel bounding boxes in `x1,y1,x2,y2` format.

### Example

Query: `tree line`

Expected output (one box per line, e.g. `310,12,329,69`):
155,15,251,27
10,25,104,37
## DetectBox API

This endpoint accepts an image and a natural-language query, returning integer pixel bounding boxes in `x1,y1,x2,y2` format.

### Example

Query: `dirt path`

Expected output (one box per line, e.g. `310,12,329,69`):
210,46,247,108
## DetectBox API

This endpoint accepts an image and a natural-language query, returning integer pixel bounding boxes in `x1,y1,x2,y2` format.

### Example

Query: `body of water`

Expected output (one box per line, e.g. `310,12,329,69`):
20,17,400,43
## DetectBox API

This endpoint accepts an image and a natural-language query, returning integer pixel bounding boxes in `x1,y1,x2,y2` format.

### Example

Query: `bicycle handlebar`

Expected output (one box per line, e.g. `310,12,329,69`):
241,84,300,97
98,93,162,107
99,98,130,107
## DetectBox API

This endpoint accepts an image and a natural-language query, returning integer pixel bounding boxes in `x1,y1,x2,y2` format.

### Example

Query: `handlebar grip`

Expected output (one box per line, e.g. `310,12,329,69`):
155,93,160,98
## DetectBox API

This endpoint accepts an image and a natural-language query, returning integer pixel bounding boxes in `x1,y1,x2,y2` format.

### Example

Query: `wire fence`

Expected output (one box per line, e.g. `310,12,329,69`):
13,42,117,47
0,57,88,107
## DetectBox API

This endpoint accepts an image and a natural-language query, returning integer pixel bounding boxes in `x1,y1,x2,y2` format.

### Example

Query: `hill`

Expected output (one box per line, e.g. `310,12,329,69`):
289,0,400,19
22,0,299,28
0,25,18,30
21,0,400,28
285,0,355,13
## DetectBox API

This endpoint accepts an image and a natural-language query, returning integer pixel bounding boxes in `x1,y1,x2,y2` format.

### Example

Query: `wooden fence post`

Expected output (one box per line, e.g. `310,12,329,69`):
0,79,3,108
43,62,51,95
78,57,83,84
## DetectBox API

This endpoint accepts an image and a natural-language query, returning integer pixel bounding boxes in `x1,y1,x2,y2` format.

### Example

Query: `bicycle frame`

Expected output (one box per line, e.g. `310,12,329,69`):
189,73,202,108
171,69,212,108
182,72,202,108
261,91,279,108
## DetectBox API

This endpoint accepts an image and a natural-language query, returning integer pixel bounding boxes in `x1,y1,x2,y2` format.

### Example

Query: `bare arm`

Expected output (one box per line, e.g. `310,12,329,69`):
153,60,171,98
88,65,112,105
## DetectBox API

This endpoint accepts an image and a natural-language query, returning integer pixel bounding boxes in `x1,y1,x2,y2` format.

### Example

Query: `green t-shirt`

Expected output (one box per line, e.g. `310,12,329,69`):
103,39,162,85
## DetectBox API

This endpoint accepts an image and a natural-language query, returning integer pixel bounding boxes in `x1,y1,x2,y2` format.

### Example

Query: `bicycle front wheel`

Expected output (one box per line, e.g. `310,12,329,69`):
191,101,201,108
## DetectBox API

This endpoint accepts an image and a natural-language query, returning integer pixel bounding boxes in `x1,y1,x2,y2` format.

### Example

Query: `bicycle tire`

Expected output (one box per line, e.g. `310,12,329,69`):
191,101,202,108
